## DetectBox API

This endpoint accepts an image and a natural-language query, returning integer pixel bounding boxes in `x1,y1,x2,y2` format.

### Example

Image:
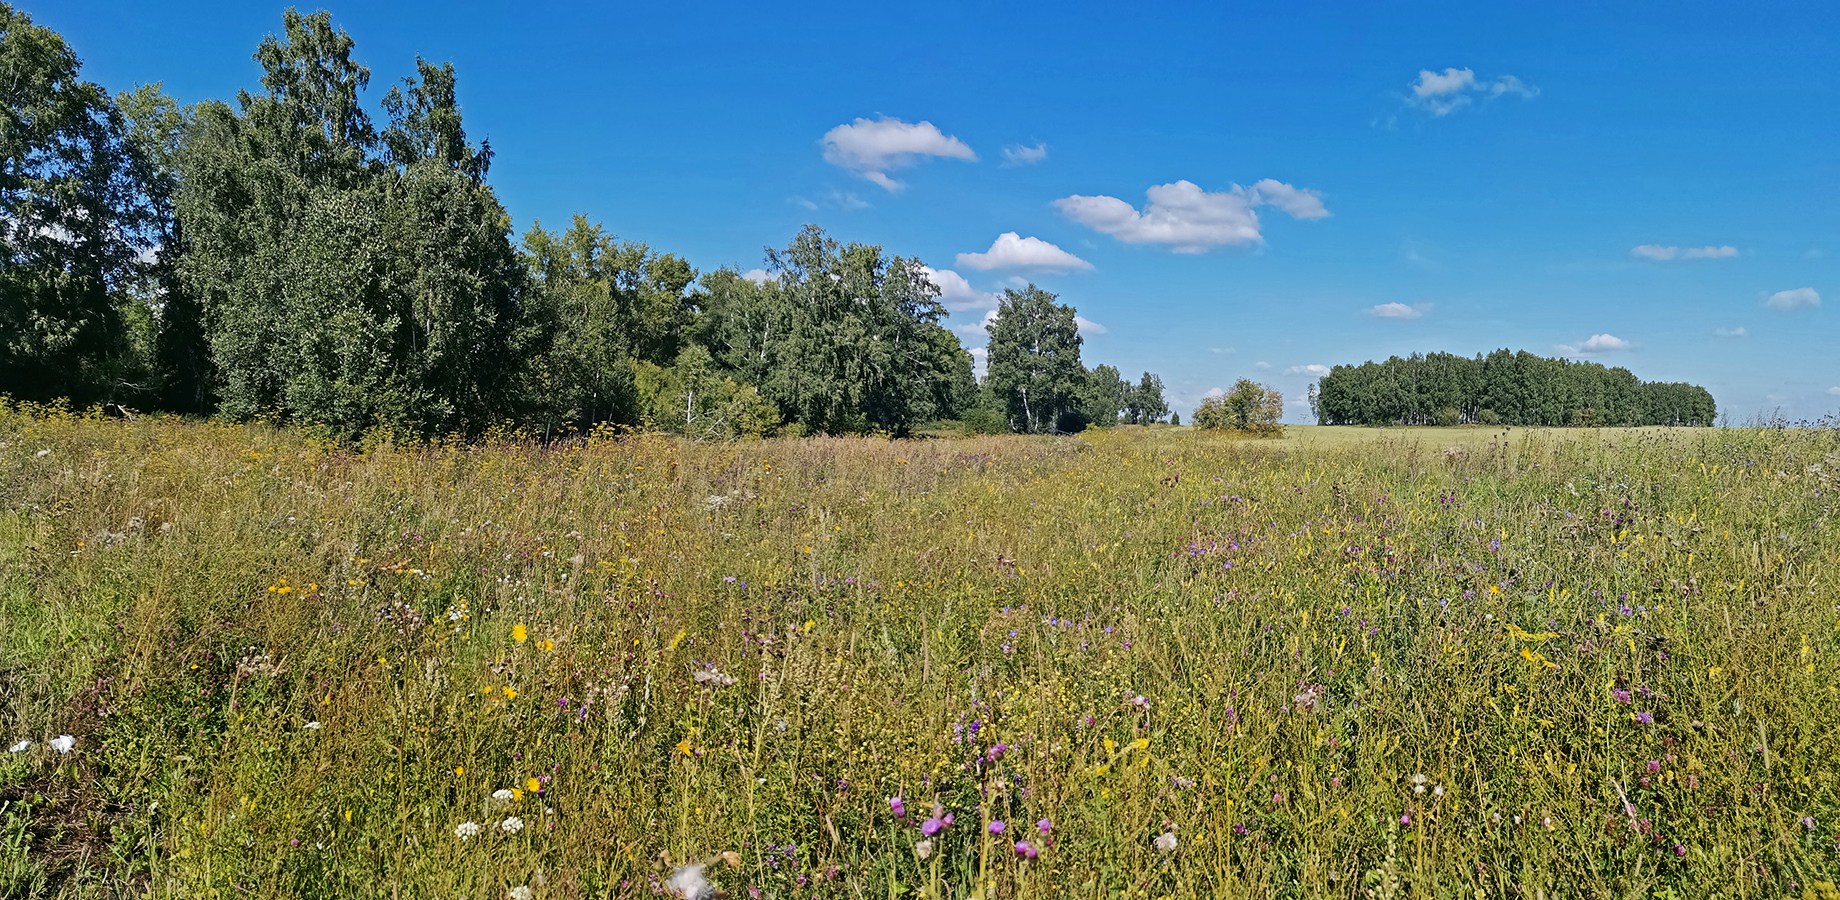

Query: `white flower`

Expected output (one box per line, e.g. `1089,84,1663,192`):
913,839,934,860
490,788,516,808
35,449,51,458
303,721,323,730
454,821,481,840
507,887,533,900
1410,772,1427,793
693,668,737,687
48,735,75,754
500,816,525,833
1154,831,1178,853
665,862,711,899
1432,785,1446,798
7,740,28,753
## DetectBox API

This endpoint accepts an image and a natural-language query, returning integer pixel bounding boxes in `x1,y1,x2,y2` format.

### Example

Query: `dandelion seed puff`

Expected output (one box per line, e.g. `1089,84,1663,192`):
7,740,28,753
1154,831,1177,853
500,816,525,833
454,821,481,840
48,735,75,754
665,862,711,899
913,838,934,859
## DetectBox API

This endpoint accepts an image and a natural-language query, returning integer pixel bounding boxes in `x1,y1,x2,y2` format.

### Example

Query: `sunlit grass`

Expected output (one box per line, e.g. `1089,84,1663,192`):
1,404,1836,898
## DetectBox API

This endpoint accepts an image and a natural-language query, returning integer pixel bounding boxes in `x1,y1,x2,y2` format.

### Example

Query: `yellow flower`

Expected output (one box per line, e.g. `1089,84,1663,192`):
526,777,541,794
676,739,694,757
503,686,517,700
513,623,528,643
511,788,524,801
455,766,465,776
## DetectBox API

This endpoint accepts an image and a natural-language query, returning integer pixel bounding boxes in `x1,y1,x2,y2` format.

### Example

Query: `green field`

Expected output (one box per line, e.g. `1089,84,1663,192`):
2,408,1837,898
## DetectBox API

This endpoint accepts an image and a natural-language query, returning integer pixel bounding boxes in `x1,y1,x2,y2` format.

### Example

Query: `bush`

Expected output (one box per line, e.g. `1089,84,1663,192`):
1193,379,1284,436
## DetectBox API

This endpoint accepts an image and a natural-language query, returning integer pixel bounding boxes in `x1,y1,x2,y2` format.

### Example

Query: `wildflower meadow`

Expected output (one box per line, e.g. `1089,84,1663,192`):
1,404,1836,899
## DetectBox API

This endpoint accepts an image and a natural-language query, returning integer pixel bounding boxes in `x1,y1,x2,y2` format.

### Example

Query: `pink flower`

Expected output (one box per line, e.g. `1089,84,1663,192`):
988,820,1005,835
1013,840,1038,859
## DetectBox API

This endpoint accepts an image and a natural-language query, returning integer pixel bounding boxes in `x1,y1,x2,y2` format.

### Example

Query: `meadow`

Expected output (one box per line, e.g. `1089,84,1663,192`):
1,406,1836,899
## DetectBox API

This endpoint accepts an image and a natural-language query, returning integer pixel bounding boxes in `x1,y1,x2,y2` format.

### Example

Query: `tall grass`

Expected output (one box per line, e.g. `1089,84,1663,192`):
1,404,1836,898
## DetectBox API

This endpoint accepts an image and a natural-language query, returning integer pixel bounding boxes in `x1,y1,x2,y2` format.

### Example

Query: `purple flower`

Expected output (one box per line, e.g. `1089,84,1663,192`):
1635,711,1654,725
1672,843,1686,857
1013,840,1038,860
1646,760,1661,773
889,797,906,818
1036,819,1052,834
920,814,953,836
1612,689,1631,704
988,820,1005,835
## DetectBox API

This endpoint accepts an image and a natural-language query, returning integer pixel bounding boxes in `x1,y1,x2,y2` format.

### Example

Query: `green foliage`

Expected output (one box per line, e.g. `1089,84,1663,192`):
633,345,780,440
172,10,527,438
1193,378,1284,435
699,226,968,436
0,3,156,406
1316,349,1716,427
985,284,1085,433
520,215,697,433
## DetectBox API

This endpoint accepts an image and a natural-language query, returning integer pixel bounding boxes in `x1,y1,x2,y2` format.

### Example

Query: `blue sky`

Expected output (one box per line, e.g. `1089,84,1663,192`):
42,0,1840,421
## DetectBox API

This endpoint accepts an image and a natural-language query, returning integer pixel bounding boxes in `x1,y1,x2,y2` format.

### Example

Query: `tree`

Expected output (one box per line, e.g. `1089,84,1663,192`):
693,226,967,436
984,285,1085,433
1081,364,1129,426
0,4,157,405
1130,371,1169,424
174,10,528,437
520,215,696,433
1194,379,1283,435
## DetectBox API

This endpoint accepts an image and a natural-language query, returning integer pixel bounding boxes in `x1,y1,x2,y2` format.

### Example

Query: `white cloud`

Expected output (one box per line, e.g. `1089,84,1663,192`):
968,346,988,379
1253,361,1272,371
1285,364,1331,377
1407,68,1537,116
1208,346,1235,355
791,196,819,210
741,269,776,286
1713,326,1747,338
1557,333,1632,355
1001,143,1047,166
955,232,1092,271
1367,302,1428,319
953,309,1000,337
1074,315,1106,335
820,116,976,192
1632,244,1738,261
1053,179,1327,253
919,266,999,312
1829,385,1840,396
1765,287,1820,310
1203,386,1226,399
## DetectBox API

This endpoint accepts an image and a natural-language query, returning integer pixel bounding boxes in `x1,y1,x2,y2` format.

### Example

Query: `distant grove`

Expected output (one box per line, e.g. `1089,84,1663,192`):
0,7,1168,438
1311,350,1716,427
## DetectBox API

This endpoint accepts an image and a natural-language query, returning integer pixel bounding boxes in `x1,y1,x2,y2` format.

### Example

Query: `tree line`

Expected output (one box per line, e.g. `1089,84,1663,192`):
1310,350,1716,427
1,6,1166,438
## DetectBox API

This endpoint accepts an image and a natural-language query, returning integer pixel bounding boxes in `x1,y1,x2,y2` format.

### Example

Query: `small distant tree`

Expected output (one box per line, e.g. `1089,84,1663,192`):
1193,379,1283,435
985,284,1085,433
1169,411,1180,426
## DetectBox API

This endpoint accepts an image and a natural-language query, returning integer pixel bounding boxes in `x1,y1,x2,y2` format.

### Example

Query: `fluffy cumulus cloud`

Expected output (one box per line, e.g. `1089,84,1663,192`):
1203,386,1226,399
1074,315,1106,335
953,309,999,338
918,266,999,311
968,346,988,379
1407,67,1537,116
1631,244,1739,261
1765,287,1821,310
1285,364,1331,377
1001,143,1047,166
956,232,1092,271
1367,302,1428,319
1829,386,1840,397
1053,179,1328,253
1253,361,1272,371
820,117,976,192
1557,333,1631,355
1713,326,1747,338
741,269,776,286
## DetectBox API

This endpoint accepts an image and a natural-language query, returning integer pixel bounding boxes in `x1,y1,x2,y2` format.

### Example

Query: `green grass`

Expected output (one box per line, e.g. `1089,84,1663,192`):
1,406,1836,899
